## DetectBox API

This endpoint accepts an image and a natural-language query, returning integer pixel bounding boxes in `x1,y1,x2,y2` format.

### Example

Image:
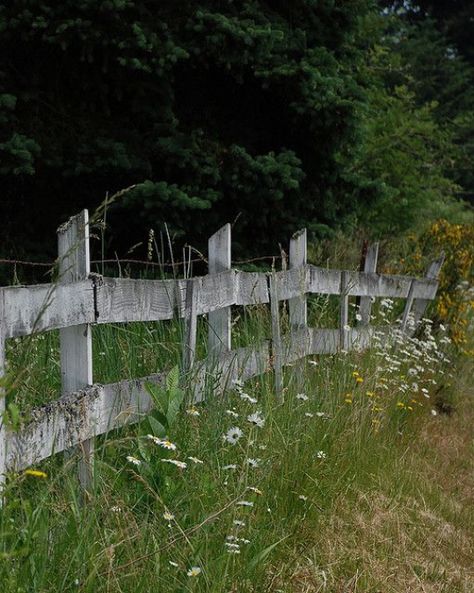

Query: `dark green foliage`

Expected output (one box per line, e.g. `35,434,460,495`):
0,0,378,260
379,2,474,203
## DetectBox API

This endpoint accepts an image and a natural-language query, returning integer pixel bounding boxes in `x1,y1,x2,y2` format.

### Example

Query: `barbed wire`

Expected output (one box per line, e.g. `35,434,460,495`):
0,254,283,269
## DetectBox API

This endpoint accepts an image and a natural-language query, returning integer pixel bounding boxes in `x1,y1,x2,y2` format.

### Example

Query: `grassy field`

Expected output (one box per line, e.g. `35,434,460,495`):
1,294,473,593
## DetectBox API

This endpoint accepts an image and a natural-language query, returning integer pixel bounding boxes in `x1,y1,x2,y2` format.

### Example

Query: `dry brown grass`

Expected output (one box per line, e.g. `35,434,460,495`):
279,360,474,593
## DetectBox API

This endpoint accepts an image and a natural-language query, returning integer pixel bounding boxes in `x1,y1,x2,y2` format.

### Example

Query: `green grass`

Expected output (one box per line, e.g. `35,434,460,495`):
1,302,473,593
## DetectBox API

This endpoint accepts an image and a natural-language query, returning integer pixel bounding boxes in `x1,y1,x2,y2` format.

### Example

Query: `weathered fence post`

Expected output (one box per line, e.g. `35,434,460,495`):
289,229,307,387
208,224,232,358
269,273,283,400
410,254,445,327
289,229,307,329
183,278,198,375
358,243,379,325
400,280,416,333
340,271,350,351
0,321,6,499
57,210,94,491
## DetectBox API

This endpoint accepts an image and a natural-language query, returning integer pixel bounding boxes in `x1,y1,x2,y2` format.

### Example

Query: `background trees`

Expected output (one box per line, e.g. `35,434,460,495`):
0,1,472,266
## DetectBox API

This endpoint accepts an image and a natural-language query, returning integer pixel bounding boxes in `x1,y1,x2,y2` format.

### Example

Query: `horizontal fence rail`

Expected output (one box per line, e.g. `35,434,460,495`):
0,210,444,492
0,268,438,339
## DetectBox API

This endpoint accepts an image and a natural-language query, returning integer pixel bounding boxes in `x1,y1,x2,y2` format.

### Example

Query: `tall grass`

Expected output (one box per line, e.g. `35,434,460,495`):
2,291,470,593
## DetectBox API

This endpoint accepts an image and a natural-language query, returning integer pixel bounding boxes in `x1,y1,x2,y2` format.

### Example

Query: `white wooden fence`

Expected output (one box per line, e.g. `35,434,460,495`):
0,210,444,490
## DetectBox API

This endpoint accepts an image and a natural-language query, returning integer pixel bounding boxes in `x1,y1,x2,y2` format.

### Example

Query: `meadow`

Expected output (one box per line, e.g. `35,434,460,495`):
1,278,472,593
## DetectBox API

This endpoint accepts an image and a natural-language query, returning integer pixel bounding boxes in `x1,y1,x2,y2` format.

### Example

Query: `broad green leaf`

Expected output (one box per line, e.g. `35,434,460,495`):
145,382,167,415
167,387,185,425
148,415,167,438
166,365,180,395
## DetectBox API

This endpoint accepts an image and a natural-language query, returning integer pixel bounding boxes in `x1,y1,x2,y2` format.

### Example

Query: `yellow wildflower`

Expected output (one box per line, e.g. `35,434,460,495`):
24,469,47,479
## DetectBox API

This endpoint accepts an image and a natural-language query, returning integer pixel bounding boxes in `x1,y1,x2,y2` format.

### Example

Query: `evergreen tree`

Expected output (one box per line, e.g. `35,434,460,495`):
0,1,378,259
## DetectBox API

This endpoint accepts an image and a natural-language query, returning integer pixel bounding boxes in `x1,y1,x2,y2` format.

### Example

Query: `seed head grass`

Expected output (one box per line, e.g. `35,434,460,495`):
0,302,472,592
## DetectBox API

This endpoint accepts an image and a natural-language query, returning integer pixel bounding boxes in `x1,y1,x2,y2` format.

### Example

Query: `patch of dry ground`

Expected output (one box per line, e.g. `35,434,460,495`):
285,365,474,593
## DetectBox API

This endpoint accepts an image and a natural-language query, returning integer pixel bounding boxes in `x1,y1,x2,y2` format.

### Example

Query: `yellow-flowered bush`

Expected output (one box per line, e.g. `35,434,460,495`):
399,220,474,350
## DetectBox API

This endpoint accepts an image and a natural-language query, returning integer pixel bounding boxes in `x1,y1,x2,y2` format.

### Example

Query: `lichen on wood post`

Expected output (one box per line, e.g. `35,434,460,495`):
57,209,94,492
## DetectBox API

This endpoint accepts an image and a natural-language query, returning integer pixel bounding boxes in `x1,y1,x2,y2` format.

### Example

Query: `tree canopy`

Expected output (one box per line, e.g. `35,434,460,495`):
0,1,472,265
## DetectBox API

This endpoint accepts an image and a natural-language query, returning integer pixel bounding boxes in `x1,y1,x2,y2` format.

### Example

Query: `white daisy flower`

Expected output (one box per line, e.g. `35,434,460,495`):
225,542,240,550
246,458,260,468
247,486,263,495
186,407,200,417
316,450,327,459
223,464,237,470
162,459,187,469
240,393,258,404
226,409,239,418
187,456,204,464
298,495,308,501
233,520,245,527
163,511,174,521
147,435,177,451
247,412,265,428
296,393,309,401
305,412,314,418
126,455,141,466
187,566,201,577
169,560,179,568
224,426,243,445
236,500,254,507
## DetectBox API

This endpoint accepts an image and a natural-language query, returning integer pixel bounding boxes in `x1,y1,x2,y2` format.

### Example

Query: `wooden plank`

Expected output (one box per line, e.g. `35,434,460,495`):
234,271,269,305
358,243,379,325
340,271,350,350
197,271,235,315
95,277,186,324
1,281,95,338
289,229,307,329
307,265,437,299
288,229,307,390
411,254,445,326
57,210,94,490
1,268,438,339
6,336,272,471
284,327,313,364
308,266,341,295
269,273,283,399
208,224,232,357
400,280,416,333
182,278,198,375
0,322,5,497
273,266,310,301
344,272,438,299
5,373,165,472
284,326,374,365
193,342,271,402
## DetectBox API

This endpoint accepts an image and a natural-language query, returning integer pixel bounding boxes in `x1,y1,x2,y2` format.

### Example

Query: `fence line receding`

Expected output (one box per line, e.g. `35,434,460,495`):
0,210,444,490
